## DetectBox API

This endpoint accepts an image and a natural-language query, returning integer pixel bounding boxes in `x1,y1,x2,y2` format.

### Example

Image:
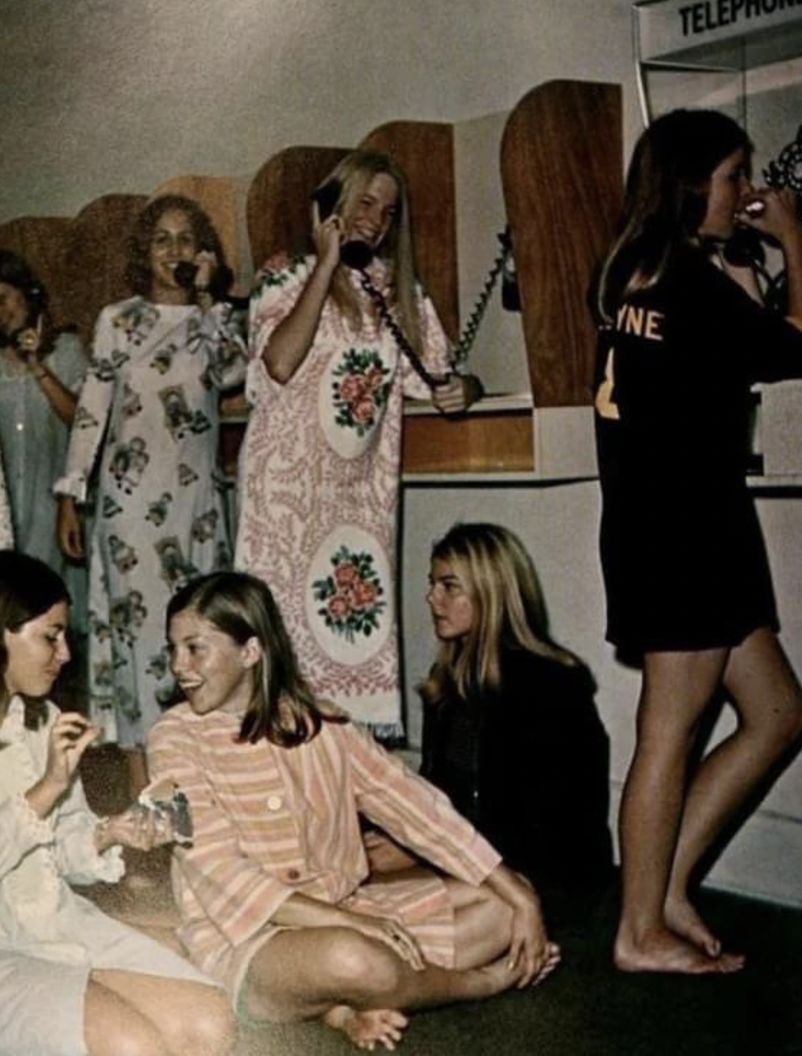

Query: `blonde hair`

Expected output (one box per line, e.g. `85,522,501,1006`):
316,150,424,359
420,523,576,707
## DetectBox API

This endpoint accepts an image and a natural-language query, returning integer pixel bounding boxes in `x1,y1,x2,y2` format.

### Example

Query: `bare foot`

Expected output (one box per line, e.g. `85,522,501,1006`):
323,1005,409,1051
531,942,561,986
614,928,745,975
664,896,722,958
474,953,538,997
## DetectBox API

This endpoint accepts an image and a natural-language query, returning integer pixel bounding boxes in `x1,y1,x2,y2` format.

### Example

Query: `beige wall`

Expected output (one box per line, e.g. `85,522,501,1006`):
0,0,637,223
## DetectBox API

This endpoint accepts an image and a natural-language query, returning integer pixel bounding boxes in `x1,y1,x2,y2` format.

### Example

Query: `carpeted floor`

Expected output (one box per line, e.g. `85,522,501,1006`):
79,746,802,1056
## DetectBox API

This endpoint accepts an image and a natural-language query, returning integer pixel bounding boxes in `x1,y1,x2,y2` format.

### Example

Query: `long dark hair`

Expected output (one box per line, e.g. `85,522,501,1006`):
0,250,57,355
126,194,228,298
166,571,346,747
594,109,752,323
0,550,70,728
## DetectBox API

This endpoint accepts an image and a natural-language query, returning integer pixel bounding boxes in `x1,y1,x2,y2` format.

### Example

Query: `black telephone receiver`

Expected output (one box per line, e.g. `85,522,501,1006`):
719,227,788,314
312,180,374,271
722,227,766,269
174,251,235,301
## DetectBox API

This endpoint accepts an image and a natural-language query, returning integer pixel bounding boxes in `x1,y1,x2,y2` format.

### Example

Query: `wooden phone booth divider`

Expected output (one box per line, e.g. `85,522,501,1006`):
0,195,148,350
403,79,623,476
502,79,623,409
246,147,350,272
62,194,149,348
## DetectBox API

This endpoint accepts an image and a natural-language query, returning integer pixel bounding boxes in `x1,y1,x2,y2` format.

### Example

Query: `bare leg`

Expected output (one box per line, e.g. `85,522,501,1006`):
93,970,235,1056
665,628,802,952
442,877,558,983
84,978,171,1056
614,647,744,974
444,878,513,968
244,926,531,1049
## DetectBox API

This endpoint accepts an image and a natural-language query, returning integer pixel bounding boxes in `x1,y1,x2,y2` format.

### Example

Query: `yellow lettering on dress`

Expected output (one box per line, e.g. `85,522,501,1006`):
595,345,620,421
616,304,664,341
644,310,664,340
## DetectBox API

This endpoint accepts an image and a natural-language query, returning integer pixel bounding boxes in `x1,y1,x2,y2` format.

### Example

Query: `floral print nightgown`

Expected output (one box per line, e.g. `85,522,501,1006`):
56,296,245,747
236,254,450,733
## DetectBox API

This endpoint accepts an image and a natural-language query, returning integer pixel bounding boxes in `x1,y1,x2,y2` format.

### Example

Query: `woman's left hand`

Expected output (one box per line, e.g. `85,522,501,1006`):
741,187,801,246
431,373,483,415
485,865,561,987
506,886,559,987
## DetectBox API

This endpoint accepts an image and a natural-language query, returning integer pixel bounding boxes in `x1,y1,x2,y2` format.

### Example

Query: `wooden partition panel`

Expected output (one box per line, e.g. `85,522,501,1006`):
361,122,459,341
63,193,148,347
502,80,622,407
0,216,74,330
246,147,349,273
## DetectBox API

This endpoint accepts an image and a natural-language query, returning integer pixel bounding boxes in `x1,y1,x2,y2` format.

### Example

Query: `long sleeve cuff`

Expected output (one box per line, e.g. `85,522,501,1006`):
52,471,90,504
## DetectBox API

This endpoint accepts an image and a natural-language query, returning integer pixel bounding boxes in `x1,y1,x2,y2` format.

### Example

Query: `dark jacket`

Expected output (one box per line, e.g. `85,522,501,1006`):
421,648,614,918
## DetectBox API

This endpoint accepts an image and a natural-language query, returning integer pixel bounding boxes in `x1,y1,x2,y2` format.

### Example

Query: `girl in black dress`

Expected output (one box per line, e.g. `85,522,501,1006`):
593,109,802,974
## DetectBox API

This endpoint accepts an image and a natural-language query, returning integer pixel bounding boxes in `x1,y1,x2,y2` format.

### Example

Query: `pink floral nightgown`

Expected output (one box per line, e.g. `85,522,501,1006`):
236,254,450,733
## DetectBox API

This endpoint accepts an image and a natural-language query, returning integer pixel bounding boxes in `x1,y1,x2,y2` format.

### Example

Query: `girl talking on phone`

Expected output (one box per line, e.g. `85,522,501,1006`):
0,251,87,597
593,109,802,975
56,195,246,799
237,150,482,735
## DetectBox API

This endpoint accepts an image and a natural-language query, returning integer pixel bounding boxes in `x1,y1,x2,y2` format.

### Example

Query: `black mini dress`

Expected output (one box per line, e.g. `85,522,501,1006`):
594,248,802,656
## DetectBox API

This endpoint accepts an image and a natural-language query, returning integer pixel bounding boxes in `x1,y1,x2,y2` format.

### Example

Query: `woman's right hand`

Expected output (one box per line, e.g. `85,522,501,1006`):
312,208,345,274
27,713,99,818
46,712,98,788
57,496,84,560
17,316,43,364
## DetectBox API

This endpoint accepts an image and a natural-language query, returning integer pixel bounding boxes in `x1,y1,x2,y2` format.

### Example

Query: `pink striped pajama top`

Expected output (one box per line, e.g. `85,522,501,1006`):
147,704,501,999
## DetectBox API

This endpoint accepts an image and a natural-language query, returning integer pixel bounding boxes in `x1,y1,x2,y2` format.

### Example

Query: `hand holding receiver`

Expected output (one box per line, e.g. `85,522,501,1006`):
312,211,346,276
16,314,44,364
431,373,484,416
738,187,801,246
174,251,234,302
57,495,84,560
311,180,373,273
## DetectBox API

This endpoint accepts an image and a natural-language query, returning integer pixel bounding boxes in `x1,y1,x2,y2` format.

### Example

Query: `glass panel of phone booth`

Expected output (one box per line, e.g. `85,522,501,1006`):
633,0,802,125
